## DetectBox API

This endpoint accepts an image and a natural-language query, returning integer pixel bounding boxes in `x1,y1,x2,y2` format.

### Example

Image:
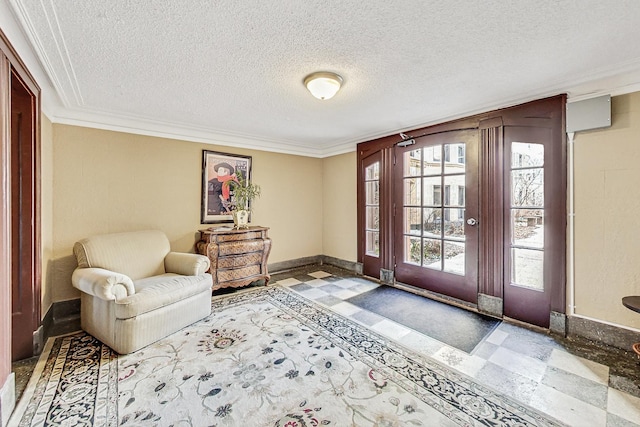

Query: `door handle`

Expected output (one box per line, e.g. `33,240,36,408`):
466,218,478,226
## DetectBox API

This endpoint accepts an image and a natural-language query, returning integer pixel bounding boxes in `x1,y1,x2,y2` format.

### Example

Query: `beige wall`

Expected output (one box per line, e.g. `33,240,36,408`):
322,151,357,262
45,93,640,335
50,124,325,302
41,114,53,317
574,92,640,329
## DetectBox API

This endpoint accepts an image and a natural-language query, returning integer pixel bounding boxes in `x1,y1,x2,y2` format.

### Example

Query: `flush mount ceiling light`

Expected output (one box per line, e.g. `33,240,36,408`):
303,71,343,100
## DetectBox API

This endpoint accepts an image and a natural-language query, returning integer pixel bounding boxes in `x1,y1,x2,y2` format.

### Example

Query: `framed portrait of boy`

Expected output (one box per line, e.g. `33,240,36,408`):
201,150,252,224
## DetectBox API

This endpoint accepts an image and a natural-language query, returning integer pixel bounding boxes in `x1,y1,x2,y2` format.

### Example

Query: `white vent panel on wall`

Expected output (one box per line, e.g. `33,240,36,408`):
566,95,611,133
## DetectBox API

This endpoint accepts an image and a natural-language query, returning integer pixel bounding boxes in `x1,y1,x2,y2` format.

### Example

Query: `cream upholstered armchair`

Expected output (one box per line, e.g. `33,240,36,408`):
72,230,212,354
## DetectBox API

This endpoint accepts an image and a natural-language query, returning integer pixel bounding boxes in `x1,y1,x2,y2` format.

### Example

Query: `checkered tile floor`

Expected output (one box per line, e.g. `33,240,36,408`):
270,266,640,427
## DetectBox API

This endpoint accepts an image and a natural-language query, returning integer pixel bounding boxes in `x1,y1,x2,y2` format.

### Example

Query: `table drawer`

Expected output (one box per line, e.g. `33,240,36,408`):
212,231,265,242
218,239,264,256
217,252,263,269
217,265,262,284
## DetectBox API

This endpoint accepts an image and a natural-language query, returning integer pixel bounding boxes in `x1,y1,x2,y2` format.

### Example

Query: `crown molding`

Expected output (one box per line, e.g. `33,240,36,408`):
8,0,640,159
46,106,356,158
7,0,80,106
35,60,640,159
44,66,640,160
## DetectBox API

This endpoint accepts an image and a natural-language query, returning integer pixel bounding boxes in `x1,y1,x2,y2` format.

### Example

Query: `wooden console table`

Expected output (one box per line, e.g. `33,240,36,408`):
197,226,272,291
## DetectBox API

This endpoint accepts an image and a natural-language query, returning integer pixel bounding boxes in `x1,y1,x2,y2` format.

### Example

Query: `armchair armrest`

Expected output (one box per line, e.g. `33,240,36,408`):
72,268,135,301
164,252,210,276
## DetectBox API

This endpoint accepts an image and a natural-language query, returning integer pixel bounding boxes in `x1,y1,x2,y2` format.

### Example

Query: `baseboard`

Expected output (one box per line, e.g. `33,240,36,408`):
567,315,640,352
0,373,15,427
41,301,54,340
48,256,638,354
320,255,361,273
268,255,361,274
42,298,81,342
478,294,503,318
380,268,394,285
549,311,567,336
268,255,324,273
44,256,359,342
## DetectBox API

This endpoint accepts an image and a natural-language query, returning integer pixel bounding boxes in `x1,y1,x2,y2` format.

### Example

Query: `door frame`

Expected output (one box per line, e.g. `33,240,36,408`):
357,96,566,329
1,45,11,387
10,68,41,359
357,136,397,280
0,27,42,362
499,105,567,327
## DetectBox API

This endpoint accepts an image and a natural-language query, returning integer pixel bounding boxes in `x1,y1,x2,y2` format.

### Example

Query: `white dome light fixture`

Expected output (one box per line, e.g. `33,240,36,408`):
304,71,343,100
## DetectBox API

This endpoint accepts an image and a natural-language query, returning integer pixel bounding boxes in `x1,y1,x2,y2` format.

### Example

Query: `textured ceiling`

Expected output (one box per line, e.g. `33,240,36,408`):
8,0,640,157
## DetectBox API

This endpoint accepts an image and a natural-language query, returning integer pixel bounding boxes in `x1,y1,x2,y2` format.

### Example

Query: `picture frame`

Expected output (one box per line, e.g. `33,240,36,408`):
201,150,252,224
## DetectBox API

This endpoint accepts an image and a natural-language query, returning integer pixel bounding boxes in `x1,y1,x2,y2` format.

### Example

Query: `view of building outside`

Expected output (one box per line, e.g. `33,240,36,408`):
510,142,544,290
403,144,466,275
396,141,545,285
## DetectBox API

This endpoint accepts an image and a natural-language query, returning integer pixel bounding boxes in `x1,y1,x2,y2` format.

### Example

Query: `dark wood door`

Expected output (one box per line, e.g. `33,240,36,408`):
394,130,479,303
11,70,38,361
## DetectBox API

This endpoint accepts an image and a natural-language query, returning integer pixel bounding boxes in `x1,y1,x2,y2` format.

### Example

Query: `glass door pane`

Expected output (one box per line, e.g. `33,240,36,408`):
401,143,466,275
365,161,380,257
394,129,479,304
509,142,544,290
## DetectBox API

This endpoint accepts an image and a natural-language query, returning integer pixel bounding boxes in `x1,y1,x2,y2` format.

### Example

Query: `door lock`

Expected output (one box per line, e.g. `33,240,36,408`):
466,218,478,226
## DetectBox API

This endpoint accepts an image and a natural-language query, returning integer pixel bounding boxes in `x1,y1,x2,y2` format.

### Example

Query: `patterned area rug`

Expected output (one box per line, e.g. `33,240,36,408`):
10,286,566,426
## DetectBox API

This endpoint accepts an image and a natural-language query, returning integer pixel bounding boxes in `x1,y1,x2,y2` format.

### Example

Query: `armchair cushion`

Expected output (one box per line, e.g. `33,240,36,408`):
72,267,135,300
115,273,213,319
165,251,210,276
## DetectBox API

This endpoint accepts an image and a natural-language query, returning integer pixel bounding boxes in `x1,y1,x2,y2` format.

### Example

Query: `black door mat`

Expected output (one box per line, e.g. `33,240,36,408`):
346,286,500,353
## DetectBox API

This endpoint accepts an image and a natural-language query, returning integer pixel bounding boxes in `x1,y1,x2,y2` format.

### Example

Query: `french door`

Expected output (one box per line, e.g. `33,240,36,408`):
357,96,566,329
394,130,479,303
502,126,564,328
